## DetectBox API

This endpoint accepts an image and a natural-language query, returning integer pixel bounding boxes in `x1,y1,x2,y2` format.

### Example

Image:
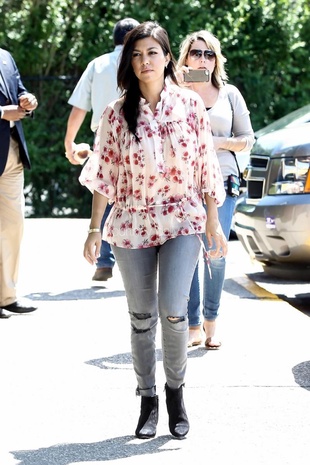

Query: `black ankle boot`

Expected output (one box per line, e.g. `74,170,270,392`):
135,395,159,439
165,383,189,438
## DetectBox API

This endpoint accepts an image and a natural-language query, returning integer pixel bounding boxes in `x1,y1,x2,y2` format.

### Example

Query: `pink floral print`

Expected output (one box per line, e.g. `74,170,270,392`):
79,83,225,249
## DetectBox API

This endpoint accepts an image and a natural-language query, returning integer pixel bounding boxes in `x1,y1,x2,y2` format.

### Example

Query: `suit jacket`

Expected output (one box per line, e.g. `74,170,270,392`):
0,48,31,176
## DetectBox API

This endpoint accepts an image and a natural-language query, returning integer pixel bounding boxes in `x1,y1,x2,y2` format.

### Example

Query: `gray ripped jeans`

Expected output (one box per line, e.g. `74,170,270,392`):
112,234,201,397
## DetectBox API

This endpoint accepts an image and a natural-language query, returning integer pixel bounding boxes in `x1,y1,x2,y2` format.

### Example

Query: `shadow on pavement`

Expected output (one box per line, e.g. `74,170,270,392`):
223,278,256,299
238,271,310,317
279,294,310,317
292,361,310,391
25,288,126,301
11,435,179,465
86,346,208,370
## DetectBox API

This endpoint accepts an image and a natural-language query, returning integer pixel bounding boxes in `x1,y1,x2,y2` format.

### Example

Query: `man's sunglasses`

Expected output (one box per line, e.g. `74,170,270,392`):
189,49,216,60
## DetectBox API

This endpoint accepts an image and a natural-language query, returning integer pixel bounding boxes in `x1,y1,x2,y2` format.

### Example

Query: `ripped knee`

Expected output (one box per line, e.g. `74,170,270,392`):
131,311,152,334
167,315,186,324
132,312,151,321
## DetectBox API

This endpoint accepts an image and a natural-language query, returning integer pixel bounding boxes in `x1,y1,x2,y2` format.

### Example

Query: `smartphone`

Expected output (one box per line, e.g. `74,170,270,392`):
184,69,210,82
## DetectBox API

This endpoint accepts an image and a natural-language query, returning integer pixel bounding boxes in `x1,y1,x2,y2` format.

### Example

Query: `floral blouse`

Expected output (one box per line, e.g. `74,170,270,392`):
79,83,225,249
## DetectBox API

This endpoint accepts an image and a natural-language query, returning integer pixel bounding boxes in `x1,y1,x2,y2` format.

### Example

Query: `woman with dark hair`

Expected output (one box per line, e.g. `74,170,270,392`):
80,21,227,439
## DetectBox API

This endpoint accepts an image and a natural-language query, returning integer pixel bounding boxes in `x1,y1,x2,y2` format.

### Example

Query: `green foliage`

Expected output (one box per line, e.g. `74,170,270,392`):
0,0,309,217
22,76,93,218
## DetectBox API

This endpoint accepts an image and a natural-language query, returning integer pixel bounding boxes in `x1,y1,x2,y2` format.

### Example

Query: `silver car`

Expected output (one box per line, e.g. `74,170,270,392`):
235,115,310,280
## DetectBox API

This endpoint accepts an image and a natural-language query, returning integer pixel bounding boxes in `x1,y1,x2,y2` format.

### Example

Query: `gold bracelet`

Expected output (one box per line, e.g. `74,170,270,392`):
88,228,101,234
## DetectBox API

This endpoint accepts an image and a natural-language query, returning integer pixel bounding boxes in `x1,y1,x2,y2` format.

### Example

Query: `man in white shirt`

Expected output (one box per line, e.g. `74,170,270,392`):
64,17,139,281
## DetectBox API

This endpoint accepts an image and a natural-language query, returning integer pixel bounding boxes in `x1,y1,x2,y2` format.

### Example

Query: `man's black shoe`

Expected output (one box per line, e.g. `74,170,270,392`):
1,300,38,314
0,310,10,319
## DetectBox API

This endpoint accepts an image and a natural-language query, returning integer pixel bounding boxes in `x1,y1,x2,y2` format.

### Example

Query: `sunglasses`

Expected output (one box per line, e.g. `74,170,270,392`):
189,49,216,60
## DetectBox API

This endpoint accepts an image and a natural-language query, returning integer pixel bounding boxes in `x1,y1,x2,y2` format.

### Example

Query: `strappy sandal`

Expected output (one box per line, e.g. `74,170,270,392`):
187,327,203,347
205,337,221,350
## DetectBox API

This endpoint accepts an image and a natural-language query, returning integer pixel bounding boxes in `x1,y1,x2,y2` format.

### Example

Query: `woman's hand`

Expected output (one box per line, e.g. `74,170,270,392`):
83,191,109,265
204,194,228,259
175,65,193,88
83,232,101,265
205,218,228,258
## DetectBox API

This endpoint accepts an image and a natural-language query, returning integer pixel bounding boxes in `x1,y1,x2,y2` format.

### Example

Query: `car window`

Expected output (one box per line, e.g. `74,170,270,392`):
255,104,310,139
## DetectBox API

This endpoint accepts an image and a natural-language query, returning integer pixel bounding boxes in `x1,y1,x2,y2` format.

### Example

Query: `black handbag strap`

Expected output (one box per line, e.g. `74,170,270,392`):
227,91,241,180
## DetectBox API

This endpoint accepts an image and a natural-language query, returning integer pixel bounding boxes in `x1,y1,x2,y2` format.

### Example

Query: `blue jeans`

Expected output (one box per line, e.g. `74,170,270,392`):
112,234,201,396
188,192,237,326
96,203,115,269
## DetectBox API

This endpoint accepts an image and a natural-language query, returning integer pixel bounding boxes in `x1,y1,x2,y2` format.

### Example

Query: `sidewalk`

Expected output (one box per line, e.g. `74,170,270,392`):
0,219,309,465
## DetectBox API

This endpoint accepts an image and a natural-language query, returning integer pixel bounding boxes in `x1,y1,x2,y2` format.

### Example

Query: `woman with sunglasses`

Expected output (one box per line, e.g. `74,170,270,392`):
177,31,255,349
80,22,227,439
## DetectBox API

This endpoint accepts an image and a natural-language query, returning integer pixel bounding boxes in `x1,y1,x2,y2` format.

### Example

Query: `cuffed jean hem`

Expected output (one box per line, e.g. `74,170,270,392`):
136,385,157,397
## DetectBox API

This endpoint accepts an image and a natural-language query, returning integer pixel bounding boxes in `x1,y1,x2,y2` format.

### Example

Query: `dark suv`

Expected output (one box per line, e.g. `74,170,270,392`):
235,118,310,280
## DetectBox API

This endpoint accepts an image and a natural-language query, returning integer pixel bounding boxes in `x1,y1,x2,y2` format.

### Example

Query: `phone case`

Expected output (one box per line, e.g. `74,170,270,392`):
184,70,210,82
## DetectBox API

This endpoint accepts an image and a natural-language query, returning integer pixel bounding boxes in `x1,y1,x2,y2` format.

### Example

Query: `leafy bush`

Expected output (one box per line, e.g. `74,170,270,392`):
0,0,309,217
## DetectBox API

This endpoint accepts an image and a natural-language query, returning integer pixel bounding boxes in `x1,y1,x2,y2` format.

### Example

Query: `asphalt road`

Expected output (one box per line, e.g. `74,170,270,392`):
0,219,309,465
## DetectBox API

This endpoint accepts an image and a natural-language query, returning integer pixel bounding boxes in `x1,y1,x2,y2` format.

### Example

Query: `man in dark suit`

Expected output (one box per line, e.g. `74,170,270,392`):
0,48,38,318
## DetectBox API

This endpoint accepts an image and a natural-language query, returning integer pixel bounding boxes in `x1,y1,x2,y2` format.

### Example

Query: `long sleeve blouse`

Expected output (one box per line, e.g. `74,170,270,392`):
79,83,225,249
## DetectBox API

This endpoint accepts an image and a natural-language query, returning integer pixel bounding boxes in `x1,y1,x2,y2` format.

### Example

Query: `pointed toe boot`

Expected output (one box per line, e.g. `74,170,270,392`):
135,395,159,439
165,383,189,438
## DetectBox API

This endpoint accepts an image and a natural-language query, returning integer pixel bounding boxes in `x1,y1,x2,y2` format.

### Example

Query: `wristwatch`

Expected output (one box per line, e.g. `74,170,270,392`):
0,106,4,119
